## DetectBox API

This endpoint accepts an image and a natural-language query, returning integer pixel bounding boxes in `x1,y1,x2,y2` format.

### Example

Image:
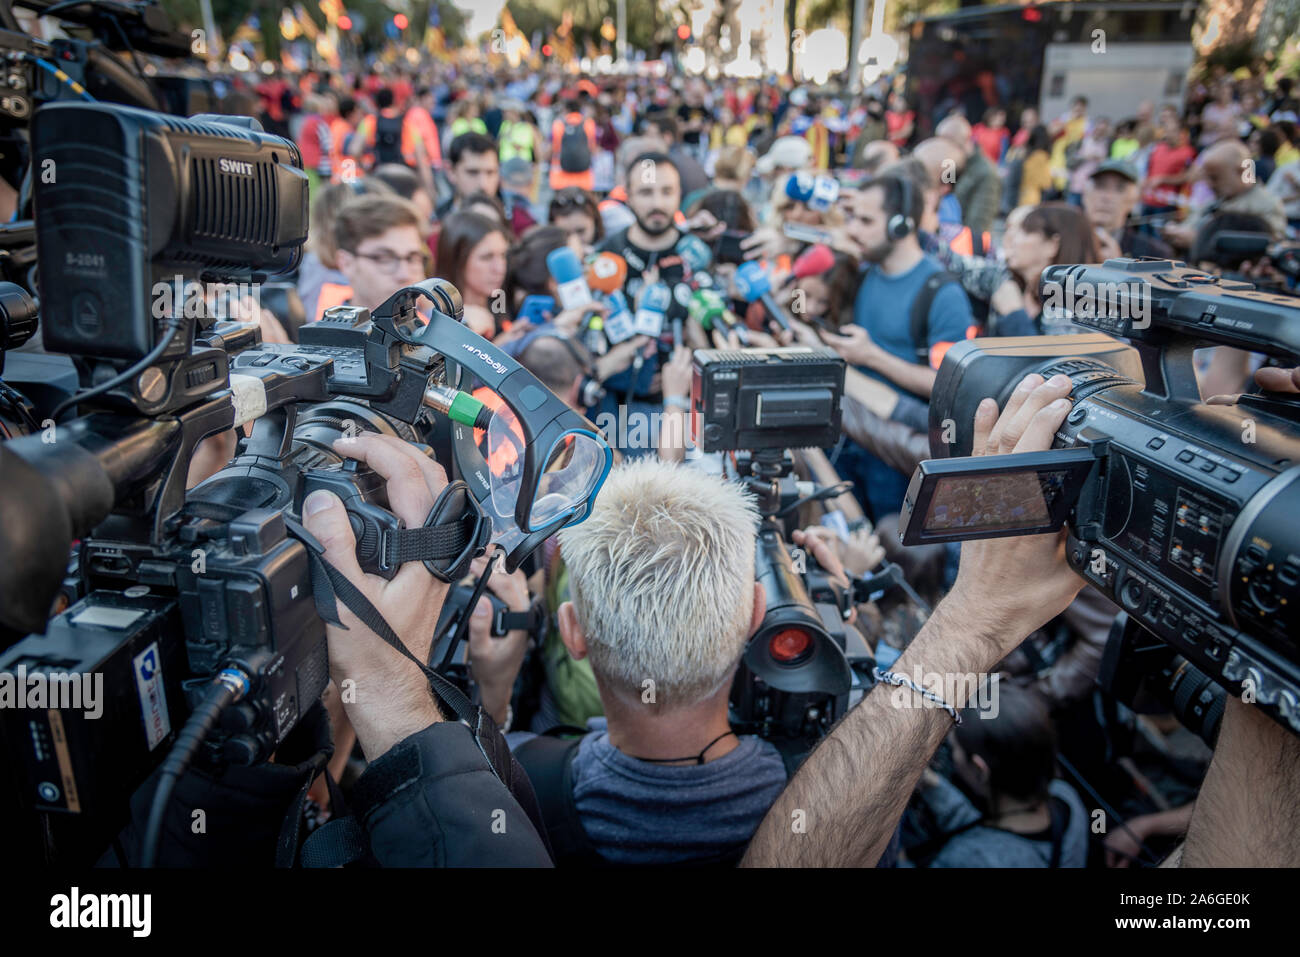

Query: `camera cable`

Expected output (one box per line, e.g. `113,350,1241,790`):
140,666,250,867
49,317,183,422
773,480,856,519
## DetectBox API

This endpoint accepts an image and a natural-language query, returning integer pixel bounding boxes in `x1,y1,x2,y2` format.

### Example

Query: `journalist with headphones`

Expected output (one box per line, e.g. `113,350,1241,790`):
815,169,979,521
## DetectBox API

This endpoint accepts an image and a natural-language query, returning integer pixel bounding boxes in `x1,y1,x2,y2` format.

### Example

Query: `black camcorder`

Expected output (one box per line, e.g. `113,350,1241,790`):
0,101,611,863
902,259,1300,737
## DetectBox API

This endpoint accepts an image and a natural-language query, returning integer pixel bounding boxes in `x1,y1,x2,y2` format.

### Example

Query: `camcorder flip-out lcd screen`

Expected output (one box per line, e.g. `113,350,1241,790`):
900,448,1099,545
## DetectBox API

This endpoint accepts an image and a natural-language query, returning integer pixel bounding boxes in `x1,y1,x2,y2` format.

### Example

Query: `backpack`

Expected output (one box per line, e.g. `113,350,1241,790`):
373,112,406,167
557,117,592,173
908,269,961,365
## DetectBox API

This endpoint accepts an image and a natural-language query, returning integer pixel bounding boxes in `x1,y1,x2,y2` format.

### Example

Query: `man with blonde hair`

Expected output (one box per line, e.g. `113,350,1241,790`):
472,458,795,865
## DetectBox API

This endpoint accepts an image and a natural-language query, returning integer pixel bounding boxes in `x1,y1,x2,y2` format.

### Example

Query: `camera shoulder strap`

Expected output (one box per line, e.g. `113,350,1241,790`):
283,514,555,862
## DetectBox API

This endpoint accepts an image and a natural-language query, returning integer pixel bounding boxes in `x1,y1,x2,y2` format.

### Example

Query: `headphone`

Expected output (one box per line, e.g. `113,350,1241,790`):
506,326,607,409
884,174,915,241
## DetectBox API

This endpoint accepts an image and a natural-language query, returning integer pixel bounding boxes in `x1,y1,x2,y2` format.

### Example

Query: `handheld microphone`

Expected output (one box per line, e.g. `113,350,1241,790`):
784,171,840,212
791,244,836,282
547,245,595,311
633,281,671,338
602,290,636,344
687,288,750,345
675,233,714,273
734,261,793,333
516,294,556,325
585,251,628,296
583,313,609,356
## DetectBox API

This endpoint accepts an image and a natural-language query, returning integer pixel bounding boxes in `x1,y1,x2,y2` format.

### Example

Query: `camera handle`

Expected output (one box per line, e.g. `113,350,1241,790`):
1134,338,1203,405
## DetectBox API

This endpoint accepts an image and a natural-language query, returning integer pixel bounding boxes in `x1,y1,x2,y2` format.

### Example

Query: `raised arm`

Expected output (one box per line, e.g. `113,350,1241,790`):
742,373,1085,866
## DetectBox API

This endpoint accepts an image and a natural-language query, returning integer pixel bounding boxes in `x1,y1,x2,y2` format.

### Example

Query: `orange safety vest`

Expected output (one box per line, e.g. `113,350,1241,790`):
929,326,979,370
549,113,597,191
314,282,354,322
947,227,992,258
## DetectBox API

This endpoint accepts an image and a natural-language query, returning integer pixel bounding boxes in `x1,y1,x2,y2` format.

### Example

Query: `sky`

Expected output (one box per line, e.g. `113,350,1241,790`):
455,0,509,39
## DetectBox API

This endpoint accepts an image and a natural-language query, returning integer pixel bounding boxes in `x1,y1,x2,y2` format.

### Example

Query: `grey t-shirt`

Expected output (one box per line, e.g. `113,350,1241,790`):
525,717,789,866
919,775,1090,868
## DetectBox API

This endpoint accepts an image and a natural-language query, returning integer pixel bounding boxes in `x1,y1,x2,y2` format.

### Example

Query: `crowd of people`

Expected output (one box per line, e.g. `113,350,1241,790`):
149,57,1300,869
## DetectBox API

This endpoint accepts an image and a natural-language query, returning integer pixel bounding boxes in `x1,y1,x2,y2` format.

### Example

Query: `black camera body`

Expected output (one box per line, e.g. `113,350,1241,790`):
32,103,308,419
911,259,1300,735
10,505,325,818
0,102,494,863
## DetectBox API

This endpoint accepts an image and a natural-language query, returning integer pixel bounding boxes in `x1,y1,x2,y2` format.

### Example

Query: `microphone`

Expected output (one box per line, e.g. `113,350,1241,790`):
547,245,595,311
687,288,749,345
633,281,671,338
515,294,556,325
675,233,713,273
784,171,840,212
791,243,835,282
585,252,628,296
734,261,793,333
602,290,636,344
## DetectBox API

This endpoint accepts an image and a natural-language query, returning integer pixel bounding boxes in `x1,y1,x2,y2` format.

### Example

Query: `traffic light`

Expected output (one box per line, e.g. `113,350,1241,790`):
394,12,408,30
338,14,352,30
676,24,691,42
542,42,552,56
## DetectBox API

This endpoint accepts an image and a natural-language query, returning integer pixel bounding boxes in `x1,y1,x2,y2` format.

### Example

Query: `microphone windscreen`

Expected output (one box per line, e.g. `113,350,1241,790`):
734,260,771,301
585,252,628,294
793,244,835,280
547,245,593,309
676,233,713,272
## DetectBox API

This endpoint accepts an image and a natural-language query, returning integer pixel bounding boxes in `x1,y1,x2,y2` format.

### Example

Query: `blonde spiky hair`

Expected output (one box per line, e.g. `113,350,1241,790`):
558,458,760,709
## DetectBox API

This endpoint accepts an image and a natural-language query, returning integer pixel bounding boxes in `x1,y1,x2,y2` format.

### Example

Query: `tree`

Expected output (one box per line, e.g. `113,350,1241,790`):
504,0,682,54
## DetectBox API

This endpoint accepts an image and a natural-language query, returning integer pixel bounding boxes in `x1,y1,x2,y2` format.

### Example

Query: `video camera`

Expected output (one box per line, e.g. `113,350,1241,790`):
1202,230,1300,288
901,258,1300,738
691,346,906,756
0,101,611,862
0,0,220,292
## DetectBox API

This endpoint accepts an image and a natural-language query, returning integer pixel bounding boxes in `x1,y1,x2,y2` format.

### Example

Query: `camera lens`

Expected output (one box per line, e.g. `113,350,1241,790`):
293,399,426,466
1165,657,1225,743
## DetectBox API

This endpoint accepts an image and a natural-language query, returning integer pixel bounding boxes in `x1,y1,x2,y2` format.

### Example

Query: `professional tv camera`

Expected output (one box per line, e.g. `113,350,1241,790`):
691,346,910,759
0,0,217,291
0,101,611,863
1202,230,1300,290
901,258,1300,738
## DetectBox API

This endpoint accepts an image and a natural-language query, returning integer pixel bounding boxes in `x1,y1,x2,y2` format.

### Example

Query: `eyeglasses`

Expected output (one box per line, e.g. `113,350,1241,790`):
351,250,427,273
550,189,590,212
